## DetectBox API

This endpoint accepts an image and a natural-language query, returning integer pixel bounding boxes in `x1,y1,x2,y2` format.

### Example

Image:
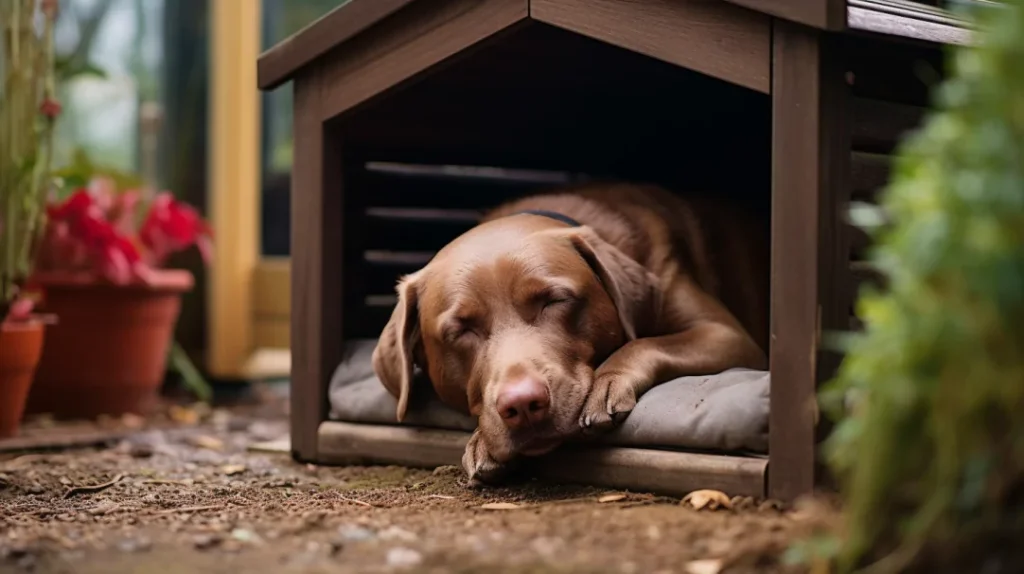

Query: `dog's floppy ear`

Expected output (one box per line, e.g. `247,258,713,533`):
371,271,423,421
566,227,663,340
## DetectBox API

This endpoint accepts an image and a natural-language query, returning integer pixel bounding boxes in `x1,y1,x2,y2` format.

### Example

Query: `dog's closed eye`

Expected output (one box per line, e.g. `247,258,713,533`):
443,319,484,344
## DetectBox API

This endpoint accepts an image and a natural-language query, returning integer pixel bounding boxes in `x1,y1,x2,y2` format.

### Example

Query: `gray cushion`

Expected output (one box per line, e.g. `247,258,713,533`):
328,339,769,453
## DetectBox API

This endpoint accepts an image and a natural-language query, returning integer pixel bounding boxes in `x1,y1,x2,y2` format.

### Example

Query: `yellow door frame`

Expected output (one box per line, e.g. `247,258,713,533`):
208,0,291,380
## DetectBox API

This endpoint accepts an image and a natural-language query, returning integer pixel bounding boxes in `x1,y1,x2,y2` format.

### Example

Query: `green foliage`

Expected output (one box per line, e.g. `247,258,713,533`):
0,0,58,321
52,147,142,195
821,1,1024,571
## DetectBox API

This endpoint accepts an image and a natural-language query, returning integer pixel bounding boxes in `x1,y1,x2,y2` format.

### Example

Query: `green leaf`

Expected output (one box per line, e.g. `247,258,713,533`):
168,341,213,403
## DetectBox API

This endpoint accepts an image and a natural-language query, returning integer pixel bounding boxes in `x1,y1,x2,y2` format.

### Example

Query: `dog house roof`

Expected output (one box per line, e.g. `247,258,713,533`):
257,0,974,94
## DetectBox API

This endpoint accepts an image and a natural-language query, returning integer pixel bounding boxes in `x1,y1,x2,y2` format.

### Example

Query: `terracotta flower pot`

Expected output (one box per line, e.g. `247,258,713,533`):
0,319,45,438
26,270,194,420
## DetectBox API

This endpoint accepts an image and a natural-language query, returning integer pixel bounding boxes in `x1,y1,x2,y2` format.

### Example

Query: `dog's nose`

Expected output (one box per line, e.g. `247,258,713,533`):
496,378,550,429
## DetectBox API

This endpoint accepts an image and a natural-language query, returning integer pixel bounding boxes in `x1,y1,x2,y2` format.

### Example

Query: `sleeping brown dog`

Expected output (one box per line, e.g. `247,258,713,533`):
371,182,768,484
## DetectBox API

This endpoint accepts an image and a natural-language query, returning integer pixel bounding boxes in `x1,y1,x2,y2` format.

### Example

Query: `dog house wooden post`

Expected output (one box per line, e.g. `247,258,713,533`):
768,20,851,501
258,0,972,500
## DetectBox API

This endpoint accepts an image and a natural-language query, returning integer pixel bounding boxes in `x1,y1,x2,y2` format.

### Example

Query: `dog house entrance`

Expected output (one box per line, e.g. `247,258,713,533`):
320,21,773,498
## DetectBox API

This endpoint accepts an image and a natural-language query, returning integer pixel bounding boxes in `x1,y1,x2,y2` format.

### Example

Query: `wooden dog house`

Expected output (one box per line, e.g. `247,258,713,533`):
257,0,972,501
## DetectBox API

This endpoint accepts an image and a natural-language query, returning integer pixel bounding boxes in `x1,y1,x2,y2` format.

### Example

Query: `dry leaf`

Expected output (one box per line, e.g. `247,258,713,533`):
220,464,246,476
478,502,522,510
190,435,224,451
681,489,733,511
121,413,146,430
169,405,200,425
685,558,723,574
598,493,627,503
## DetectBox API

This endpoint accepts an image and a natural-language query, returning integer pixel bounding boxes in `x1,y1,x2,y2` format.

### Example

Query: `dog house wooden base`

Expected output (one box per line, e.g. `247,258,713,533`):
258,0,970,501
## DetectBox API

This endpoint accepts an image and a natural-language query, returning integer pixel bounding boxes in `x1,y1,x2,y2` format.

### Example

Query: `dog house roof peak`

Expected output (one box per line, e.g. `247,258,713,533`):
257,0,974,92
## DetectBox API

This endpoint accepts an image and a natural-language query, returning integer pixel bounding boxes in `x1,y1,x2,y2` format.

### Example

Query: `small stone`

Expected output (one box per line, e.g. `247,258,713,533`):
529,536,563,557
378,526,417,542
227,417,251,433
116,538,152,553
230,528,262,545
192,534,221,550
25,485,44,495
128,442,154,458
386,547,423,568
336,525,375,543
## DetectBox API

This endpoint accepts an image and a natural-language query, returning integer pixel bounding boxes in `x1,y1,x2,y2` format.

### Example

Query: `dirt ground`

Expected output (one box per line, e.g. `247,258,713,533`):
0,389,835,574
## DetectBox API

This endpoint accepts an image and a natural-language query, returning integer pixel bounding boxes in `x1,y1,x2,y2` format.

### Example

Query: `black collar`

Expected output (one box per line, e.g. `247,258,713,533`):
515,209,582,227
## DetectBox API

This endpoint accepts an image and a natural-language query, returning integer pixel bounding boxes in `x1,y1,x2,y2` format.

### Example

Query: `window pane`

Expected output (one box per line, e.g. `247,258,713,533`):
54,0,166,180
260,0,349,256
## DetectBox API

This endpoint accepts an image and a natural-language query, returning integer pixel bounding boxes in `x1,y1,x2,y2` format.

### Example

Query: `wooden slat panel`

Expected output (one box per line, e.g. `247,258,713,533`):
847,223,872,259
851,97,926,153
360,172,567,210
847,0,973,46
531,0,771,93
362,262,427,295
318,421,767,498
850,259,887,291
850,151,891,201
724,0,846,30
843,32,944,107
363,209,478,251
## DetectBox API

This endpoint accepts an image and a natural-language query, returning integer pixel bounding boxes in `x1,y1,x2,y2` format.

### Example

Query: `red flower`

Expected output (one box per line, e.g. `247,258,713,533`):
39,98,61,119
34,180,213,284
139,192,213,266
41,189,145,284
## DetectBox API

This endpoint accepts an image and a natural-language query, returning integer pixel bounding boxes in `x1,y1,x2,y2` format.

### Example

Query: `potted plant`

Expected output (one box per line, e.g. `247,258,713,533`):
0,0,59,438
24,175,213,419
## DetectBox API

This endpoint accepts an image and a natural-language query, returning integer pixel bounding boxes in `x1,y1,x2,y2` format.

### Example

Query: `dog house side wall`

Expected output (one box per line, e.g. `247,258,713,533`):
768,22,947,499
288,67,344,463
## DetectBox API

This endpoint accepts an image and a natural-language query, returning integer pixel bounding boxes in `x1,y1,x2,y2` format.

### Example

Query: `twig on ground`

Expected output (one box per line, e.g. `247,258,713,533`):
63,473,125,499
338,496,374,508
140,479,193,486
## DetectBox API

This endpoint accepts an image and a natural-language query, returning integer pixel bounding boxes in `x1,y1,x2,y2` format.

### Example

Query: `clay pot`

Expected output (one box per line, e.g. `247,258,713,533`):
0,319,45,438
26,270,193,420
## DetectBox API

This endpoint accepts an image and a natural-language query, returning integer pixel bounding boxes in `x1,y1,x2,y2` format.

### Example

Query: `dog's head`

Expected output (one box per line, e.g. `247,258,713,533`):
371,214,662,462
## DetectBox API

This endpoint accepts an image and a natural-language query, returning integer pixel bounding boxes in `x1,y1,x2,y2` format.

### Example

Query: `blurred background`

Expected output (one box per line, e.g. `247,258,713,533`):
51,0,346,388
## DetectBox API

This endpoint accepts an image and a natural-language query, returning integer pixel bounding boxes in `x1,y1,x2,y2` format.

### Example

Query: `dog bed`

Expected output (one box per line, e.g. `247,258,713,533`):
328,339,770,454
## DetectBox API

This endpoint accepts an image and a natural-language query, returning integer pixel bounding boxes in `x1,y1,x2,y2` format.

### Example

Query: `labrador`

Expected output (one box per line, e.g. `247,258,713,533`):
371,182,768,484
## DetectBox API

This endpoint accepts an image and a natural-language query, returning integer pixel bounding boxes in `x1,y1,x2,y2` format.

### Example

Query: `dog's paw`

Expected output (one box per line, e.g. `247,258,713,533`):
579,371,638,435
462,430,509,487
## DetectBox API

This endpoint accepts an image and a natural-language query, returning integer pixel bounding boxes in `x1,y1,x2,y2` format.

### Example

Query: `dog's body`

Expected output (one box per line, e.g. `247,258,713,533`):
371,182,768,483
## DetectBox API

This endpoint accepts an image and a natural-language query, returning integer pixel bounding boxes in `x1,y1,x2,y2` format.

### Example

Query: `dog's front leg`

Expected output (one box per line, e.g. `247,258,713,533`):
579,319,765,434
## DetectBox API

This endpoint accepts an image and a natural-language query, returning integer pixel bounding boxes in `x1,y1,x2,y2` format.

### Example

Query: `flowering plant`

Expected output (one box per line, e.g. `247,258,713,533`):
33,177,213,283
0,0,59,324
